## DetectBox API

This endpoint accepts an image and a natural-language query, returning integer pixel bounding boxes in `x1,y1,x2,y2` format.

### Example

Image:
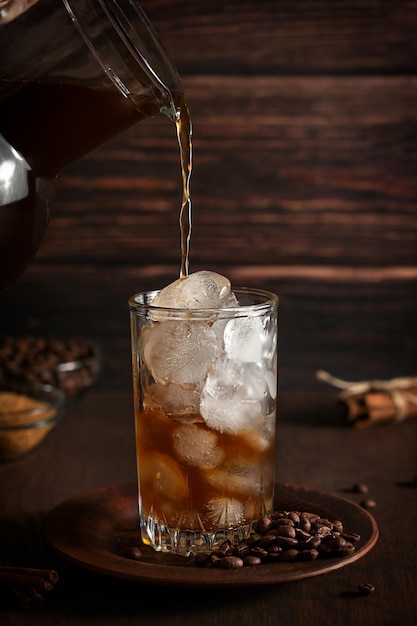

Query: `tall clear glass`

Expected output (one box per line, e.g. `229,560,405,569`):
129,287,278,555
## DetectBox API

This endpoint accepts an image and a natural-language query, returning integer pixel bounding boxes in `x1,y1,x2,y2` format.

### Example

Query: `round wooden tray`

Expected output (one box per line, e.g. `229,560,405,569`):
42,482,378,588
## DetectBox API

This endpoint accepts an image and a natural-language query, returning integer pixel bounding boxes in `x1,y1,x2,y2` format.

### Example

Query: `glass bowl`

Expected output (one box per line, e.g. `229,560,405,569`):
0,382,66,461
0,336,101,398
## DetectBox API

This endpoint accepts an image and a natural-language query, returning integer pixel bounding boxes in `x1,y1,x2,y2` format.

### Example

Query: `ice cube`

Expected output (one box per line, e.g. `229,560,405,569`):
200,359,265,434
203,357,242,400
142,320,219,385
223,315,265,363
264,368,277,400
200,387,259,434
139,452,189,501
240,412,276,452
151,270,231,309
210,291,240,347
205,497,245,527
146,382,202,417
172,423,224,469
205,458,262,496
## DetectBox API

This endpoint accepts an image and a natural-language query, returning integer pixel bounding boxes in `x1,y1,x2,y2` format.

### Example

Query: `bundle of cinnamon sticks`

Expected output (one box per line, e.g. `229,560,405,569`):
0,564,59,610
316,370,417,428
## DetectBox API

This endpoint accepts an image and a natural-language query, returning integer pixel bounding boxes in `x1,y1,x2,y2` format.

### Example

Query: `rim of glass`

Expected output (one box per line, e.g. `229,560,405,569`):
128,286,278,315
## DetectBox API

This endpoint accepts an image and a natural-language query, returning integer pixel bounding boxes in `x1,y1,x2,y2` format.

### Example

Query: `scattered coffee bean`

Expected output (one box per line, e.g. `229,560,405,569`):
352,483,369,494
123,546,143,561
360,499,376,510
357,582,375,595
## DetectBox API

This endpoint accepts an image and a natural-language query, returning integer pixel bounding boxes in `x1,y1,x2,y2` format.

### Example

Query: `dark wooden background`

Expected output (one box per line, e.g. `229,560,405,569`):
1,0,416,391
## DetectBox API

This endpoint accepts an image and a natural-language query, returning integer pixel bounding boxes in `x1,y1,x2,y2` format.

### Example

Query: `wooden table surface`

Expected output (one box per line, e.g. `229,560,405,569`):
0,387,416,625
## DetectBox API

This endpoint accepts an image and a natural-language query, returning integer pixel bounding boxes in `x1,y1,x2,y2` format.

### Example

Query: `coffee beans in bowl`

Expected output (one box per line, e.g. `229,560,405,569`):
0,336,100,398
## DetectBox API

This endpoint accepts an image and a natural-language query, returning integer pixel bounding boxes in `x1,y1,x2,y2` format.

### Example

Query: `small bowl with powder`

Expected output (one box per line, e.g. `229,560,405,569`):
0,382,66,462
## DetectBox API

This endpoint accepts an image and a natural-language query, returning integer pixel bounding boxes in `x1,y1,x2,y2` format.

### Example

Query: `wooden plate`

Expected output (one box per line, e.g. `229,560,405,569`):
42,482,378,588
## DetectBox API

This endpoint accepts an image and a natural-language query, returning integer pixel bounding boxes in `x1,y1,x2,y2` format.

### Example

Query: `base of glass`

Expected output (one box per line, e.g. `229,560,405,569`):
140,515,253,555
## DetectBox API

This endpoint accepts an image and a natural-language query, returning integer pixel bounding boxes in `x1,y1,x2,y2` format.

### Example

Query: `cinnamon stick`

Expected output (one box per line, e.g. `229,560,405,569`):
316,370,417,428
0,565,58,590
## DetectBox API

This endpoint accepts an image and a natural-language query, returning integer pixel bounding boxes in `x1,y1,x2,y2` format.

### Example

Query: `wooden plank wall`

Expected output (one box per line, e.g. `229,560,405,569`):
1,0,416,390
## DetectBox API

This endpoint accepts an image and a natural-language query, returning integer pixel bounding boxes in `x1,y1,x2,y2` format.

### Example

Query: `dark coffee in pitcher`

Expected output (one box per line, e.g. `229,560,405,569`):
0,0,192,291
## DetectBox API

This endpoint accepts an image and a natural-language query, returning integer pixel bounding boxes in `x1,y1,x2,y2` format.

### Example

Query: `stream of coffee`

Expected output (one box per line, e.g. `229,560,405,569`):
174,94,193,280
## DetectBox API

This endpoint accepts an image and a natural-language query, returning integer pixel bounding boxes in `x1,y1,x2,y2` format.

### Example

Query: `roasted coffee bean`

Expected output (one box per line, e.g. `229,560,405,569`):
334,543,355,557
271,511,287,520
243,555,262,566
332,519,344,533
352,482,369,494
250,546,269,560
357,582,375,595
235,544,252,558
274,536,299,549
301,512,320,522
123,546,143,561
213,556,244,569
360,498,376,509
295,528,311,541
276,524,296,538
341,532,361,543
287,511,301,524
297,536,322,551
218,541,234,556
195,553,211,566
326,536,347,551
256,516,272,535
281,549,299,562
299,548,319,561
299,516,312,533
274,517,295,527
315,525,332,539
258,534,277,548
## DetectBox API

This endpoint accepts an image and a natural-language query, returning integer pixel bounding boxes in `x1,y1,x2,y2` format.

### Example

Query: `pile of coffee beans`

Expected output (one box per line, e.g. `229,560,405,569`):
0,336,100,398
186,510,360,569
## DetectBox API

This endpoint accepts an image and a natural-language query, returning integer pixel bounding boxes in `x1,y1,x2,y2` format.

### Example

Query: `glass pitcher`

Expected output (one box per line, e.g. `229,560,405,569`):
0,0,185,291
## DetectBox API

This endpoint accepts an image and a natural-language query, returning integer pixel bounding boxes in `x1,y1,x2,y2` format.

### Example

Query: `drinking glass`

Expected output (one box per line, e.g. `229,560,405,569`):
129,286,278,554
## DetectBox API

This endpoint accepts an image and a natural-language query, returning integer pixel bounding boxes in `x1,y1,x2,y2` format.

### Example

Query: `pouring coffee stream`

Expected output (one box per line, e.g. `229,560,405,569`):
0,0,192,291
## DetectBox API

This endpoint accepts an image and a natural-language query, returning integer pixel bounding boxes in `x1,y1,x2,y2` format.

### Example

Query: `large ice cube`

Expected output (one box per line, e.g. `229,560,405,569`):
223,315,266,363
172,423,224,469
139,452,189,501
205,458,262,496
142,320,219,385
200,360,266,434
240,412,276,452
151,270,231,309
203,357,242,400
200,391,259,434
146,382,202,417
